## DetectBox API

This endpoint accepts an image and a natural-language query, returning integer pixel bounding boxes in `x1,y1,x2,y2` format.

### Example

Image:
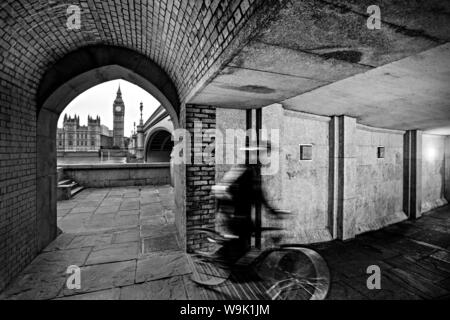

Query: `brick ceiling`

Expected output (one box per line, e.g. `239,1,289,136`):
1,0,259,102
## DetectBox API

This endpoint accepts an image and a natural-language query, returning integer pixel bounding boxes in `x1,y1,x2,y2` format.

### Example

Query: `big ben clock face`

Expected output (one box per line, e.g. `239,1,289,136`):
115,106,122,112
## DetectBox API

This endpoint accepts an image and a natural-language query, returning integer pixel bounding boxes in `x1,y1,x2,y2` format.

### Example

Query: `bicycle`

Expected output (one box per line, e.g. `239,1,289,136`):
186,227,330,300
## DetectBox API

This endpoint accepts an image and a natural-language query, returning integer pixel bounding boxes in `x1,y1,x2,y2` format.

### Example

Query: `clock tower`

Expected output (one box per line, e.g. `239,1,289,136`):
113,85,125,149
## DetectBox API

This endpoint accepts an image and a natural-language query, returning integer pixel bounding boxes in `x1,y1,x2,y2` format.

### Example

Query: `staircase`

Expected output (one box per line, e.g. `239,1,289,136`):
57,179,84,201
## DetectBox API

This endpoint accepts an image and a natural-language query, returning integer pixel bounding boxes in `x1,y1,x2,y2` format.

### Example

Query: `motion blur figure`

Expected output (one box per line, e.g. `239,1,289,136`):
211,143,289,263
190,144,329,299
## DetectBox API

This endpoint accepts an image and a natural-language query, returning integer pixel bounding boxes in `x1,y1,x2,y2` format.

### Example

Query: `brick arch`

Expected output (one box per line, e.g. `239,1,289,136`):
3,0,260,106
37,45,180,127
0,0,262,290
36,46,182,252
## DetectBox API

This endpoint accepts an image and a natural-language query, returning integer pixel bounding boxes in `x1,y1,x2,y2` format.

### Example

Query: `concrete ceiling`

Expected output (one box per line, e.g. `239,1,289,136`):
189,0,450,133
283,43,450,133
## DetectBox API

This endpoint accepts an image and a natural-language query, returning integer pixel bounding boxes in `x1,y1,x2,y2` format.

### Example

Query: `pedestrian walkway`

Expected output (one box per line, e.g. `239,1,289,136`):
0,186,448,300
0,186,205,300
315,205,450,300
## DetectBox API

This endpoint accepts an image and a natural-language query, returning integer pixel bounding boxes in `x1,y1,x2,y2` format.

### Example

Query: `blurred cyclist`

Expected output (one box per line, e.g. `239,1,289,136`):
210,142,289,262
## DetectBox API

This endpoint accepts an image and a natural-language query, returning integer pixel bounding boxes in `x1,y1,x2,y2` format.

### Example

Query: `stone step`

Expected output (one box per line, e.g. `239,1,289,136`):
71,186,84,197
58,179,72,186
57,179,84,200
58,181,78,188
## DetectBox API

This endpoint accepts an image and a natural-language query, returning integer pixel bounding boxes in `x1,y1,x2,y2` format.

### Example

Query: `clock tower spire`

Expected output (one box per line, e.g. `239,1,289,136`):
113,85,125,149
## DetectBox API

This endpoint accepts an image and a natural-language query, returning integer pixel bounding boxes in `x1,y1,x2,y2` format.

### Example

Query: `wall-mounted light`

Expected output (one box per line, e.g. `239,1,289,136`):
424,146,437,163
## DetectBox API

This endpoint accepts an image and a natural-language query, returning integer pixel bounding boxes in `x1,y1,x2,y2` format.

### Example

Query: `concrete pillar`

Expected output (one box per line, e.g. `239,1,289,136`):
403,130,422,219
330,116,357,240
338,116,357,240
444,136,450,202
329,117,339,239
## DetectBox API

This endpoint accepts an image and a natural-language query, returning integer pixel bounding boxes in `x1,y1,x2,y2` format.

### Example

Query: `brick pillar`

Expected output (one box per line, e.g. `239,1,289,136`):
403,130,423,219
185,104,216,252
331,116,357,240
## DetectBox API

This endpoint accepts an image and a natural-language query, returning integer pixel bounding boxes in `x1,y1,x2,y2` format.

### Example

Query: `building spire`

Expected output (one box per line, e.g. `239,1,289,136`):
139,102,143,125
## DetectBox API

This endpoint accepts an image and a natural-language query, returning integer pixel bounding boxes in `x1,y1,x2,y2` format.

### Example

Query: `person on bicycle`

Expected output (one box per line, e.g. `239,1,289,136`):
211,142,288,262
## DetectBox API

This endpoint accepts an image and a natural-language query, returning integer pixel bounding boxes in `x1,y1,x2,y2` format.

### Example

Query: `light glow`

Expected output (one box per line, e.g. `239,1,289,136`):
424,146,437,162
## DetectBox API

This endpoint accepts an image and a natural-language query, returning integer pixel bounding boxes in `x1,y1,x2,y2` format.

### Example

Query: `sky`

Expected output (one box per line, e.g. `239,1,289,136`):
58,80,161,137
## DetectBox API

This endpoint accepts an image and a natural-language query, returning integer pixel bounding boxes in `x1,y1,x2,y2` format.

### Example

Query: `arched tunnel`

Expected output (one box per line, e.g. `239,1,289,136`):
0,0,449,301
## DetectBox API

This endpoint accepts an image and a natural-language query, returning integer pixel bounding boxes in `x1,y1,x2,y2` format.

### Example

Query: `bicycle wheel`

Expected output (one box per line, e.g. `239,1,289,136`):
253,247,330,300
187,228,234,287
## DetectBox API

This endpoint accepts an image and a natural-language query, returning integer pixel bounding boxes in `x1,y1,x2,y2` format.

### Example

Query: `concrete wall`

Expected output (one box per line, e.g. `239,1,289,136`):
214,106,424,245
263,106,332,245
354,125,406,234
215,108,246,183
214,108,246,235
421,134,448,212
446,137,450,202
216,105,333,245
174,104,187,253
261,105,284,208
61,163,171,187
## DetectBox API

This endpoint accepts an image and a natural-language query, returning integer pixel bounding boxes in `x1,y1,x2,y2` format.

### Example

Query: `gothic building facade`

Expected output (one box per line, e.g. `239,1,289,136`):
57,86,127,152
56,115,113,152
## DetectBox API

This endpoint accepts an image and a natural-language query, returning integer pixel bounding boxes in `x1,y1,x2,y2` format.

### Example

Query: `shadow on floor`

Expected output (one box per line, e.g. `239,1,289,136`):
1,194,449,300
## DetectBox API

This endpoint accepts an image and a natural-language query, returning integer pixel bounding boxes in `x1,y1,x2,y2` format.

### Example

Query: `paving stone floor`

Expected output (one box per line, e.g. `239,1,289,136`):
0,186,449,300
314,204,450,300
0,185,205,300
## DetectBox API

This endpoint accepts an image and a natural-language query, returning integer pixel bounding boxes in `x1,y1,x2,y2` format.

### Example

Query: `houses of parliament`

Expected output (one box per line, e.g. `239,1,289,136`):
57,86,126,152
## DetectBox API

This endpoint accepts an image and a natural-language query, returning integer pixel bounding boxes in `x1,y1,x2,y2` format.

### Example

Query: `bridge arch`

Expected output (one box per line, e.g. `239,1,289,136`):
144,128,174,163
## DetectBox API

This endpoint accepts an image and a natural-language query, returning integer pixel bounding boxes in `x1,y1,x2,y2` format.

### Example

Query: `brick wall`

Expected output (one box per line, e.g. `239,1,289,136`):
185,105,216,252
0,79,38,290
0,0,260,291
